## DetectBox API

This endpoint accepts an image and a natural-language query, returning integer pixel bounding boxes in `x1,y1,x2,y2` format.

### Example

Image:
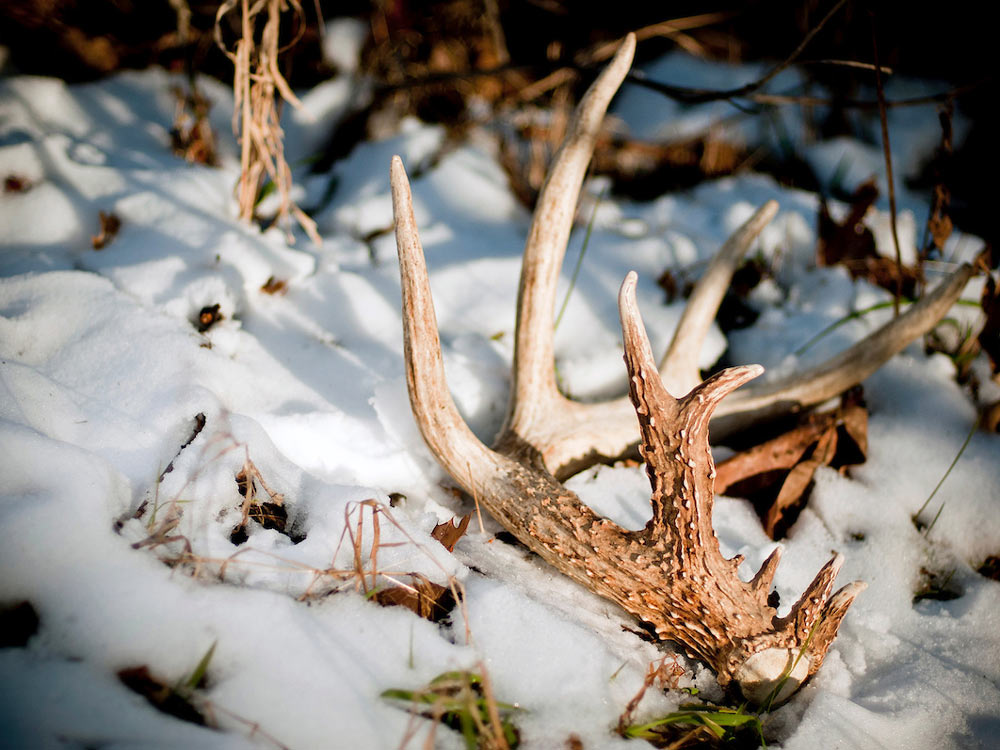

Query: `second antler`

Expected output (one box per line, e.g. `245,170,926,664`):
390,34,972,702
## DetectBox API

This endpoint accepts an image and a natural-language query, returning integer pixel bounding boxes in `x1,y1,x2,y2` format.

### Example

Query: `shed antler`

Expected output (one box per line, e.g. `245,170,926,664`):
390,34,971,701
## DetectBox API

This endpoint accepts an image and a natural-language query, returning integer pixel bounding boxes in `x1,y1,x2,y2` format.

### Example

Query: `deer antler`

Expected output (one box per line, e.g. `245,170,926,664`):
475,34,972,479
390,33,969,701
393,158,865,701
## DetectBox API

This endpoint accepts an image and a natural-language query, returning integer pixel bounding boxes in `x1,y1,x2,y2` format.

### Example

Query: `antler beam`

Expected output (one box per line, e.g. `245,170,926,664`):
390,33,970,701
392,34,972,480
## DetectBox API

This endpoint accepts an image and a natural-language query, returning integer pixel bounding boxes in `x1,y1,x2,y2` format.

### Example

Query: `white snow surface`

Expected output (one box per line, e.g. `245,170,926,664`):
1,48,999,750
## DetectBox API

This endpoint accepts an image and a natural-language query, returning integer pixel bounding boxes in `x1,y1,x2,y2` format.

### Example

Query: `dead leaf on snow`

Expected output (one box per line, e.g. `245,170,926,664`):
817,180,878,269
261,276,288,295
923,106,955,255
764,426,838,538
982,401,1000,433
977,555,1000,581
118,666,207,726
431,514,471,552
817,180,920,297
91,210,121,249
196,303,223,332
978,275,1000,375
716,396,868,539
372,573,456,623
4,175,32,193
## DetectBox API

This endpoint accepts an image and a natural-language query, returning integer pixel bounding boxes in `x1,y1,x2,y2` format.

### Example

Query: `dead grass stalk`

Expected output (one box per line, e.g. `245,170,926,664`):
215,0,320,244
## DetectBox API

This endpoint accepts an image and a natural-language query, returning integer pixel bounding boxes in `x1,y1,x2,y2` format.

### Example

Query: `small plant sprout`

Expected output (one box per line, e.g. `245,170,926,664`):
619,634,818,747
176,640,217,700
622,703,766,748
913,415,980,536
382,669,522,749
794,298,980,357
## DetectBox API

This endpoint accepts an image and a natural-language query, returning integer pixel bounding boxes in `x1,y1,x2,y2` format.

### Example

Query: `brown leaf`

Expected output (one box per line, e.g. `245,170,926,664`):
715,412,837,494
91,210,121,249
927,183,953,252
196,303,223,332
925,107,954,254
4,175,31,193
231,457,300,545
118,666,206,726
817,180,878,268
764,427,838,538
431,513,471,552
657,268,681,303
982,400,1000,433
261,276,288,295
170,87,217,166
979,276,1000,374
716,397,869,539
372,574,456,623
816,181,920,297
248,501,287,532
978,555,1000,581
836,402,868,464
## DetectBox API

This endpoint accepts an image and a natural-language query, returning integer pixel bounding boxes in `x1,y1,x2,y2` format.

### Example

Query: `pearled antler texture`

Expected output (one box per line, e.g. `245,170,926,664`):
390,33,968,700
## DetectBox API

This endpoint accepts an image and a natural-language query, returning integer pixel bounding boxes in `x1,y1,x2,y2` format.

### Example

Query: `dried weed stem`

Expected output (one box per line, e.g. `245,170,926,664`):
216,0,320,244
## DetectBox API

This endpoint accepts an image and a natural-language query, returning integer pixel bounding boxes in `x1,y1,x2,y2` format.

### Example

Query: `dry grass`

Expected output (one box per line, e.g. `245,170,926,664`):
127,430,468,635
125,439,508,746
215,0,320,245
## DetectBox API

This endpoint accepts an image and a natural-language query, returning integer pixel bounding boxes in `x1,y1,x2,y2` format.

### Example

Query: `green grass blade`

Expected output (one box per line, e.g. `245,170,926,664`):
175,640,216,697
554,187,605,332
917,415,980,535
795,297,979,356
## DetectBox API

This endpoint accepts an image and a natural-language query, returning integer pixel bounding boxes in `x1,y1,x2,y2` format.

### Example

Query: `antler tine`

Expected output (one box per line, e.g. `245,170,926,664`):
801,580,867,676
503,33,636,439
659,200,779,396
619,271,762,530
713,262,976,437
617,273,864,703
535,259,974,477
526,200,781,478
390,156,504,495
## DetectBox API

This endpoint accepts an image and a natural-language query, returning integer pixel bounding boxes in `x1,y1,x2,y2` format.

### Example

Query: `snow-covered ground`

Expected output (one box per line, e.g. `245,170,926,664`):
1,42,999,749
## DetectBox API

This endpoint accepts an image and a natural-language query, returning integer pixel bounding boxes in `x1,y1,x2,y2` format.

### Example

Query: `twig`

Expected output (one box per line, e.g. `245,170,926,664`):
625,0,850,105
744,81,987,109
870,11,903,316
583,13,733,63
798,58,894,73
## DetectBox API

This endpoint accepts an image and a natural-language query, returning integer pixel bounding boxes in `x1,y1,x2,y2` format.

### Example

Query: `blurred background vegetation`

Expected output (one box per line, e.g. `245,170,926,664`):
1,0,995,246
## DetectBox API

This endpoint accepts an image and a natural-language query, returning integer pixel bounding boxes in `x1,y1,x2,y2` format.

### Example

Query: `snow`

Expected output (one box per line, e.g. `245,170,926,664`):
2,42,999,750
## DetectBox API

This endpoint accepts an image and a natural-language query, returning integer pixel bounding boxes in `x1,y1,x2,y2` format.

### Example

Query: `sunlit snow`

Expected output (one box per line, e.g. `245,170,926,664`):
1,42,998,750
